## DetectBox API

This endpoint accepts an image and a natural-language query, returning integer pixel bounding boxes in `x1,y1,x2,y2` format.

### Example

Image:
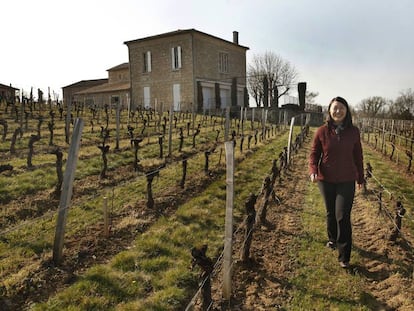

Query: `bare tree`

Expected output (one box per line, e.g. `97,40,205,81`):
389,88,414,119
247,51,298,107
305,91,322,112
305,91,319,105
357,96,389,118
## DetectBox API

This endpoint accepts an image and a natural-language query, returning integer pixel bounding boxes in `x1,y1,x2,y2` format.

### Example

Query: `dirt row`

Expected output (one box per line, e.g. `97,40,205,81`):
202,141,414,310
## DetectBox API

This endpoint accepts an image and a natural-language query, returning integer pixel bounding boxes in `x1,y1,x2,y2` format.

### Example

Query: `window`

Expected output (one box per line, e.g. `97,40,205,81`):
171,46,182,70
143,51,152,73
219,52,228,73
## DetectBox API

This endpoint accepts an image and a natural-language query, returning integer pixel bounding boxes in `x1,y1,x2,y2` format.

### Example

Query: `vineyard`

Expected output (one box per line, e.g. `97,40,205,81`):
0,101,413,310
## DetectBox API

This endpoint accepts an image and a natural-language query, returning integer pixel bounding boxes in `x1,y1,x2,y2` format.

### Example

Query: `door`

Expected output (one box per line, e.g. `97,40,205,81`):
143,87,150,108
173,84,180,111
202,87,213,111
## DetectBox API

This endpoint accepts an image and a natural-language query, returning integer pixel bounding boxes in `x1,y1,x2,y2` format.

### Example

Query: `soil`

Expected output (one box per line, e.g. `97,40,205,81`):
2,139,414,310
201,142,414,311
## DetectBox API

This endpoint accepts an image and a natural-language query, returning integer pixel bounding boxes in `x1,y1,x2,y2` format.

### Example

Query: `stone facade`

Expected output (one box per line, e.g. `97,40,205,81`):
0,83,19,102
62,79,108,107
124,29,249,112
63,63,130,109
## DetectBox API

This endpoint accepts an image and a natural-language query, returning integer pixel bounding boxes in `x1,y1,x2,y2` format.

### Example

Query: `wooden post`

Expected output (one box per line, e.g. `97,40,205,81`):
115,101,120,150
223,141,234,300
168,103,173,157
126,93,130,126
381,120,386,154
240,106,243,135
287,116,296,166
20,98,24,134
225,105,230,141
53,118,84,264
65,99,71,144
103,196,109,237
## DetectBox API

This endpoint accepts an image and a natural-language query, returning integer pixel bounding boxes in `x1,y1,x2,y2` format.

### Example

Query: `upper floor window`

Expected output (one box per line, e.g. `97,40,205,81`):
143,51,152,73
219,52,229,73
172,46,182,70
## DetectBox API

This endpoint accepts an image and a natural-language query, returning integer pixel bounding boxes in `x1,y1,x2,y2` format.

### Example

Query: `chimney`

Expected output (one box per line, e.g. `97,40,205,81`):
298,82,307,111
233,31,239,45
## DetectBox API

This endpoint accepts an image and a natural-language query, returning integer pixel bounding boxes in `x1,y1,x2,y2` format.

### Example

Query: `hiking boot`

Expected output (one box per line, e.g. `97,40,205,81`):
339,261,350,269
326,241,336,250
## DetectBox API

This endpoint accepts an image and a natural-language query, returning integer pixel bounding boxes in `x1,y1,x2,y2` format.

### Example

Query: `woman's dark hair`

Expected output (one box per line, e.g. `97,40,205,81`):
326,96,353,127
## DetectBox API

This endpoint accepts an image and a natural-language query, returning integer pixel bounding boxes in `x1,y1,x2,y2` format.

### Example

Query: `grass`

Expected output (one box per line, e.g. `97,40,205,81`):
283,137,414,310
31,130,293,310
286,182,370,310
362,144,414,232
7,117,412,310
0,119,412,310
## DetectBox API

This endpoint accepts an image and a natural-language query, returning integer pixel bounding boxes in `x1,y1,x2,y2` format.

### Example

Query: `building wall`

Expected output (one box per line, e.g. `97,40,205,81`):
192,32,247,110
0,85,18,102
193,32,246,84
108,68,130,84
75,92,130,110
126,30,248,112
62,79,108,106
127,32,194,111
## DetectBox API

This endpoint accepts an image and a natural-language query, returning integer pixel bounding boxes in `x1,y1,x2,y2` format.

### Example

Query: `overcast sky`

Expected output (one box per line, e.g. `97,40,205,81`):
1,0,413,107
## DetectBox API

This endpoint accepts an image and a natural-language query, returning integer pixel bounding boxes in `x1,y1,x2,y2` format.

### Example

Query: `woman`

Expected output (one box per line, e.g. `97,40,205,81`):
309,96,364,268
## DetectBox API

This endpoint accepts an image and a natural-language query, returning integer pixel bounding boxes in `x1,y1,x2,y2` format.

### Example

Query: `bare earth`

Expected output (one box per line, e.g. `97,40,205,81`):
204,142,414,311
2,140,413,310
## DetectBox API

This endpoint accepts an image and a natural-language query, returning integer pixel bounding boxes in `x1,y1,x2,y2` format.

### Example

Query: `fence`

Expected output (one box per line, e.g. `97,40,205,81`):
1,100,305,309
358,117,414,173
185,116,310,310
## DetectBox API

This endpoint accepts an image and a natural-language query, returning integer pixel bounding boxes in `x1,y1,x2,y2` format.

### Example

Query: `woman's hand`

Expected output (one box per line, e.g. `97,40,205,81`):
310,173,318,183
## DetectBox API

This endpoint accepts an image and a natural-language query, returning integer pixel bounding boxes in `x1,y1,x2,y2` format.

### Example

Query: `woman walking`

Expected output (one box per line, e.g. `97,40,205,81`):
309,96,364,268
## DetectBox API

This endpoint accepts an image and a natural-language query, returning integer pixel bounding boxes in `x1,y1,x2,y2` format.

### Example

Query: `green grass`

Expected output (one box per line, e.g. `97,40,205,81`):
286,183,370,310
31,130,292,310
284,135,414,310
362,144,414,232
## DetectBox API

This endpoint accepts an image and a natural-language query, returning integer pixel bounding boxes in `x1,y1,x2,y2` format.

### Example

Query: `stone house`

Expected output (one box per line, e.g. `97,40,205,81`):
0,83,19,102
124,29,249,112
62,79,108,107
62,62,130,109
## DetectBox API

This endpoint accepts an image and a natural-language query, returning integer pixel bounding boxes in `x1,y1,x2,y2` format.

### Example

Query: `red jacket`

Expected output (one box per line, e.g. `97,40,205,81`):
309,123,364,184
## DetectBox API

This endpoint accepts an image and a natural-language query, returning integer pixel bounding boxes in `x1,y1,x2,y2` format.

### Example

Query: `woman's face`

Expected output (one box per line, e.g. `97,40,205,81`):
329,100,347,124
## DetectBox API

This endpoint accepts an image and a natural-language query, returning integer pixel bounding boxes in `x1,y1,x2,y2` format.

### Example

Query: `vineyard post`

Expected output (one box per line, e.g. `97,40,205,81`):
115,100,120,150
251,107,255,130
381,119,386,153
126,93,130,126
20,98,24,134
103,196,109,237
223,141,234,301
53,118,84,265
225,105,230,141
287,116,296,166
65,99,71,144
168,102,173,157
240,106,243,135
261,108,265,132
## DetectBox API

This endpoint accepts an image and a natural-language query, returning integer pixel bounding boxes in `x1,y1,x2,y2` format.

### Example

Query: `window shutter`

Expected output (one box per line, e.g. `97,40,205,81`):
171,47,175,69
177,46,182,68
147,51,152,72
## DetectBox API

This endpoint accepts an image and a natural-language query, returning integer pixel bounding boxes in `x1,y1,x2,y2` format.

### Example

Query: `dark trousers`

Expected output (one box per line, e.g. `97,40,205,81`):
318,181,355,262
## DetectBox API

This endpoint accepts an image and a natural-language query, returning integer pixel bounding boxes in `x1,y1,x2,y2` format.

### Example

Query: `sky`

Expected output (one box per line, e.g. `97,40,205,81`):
1,0,413,108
